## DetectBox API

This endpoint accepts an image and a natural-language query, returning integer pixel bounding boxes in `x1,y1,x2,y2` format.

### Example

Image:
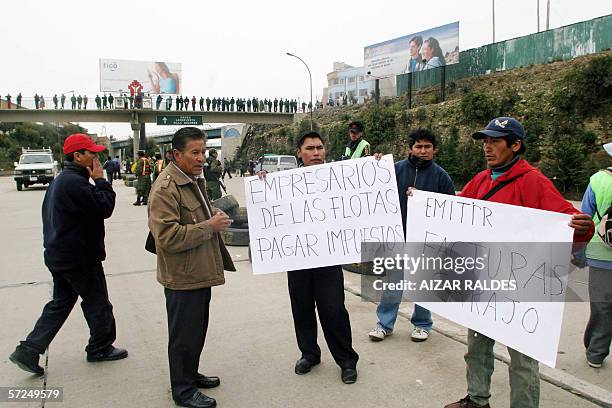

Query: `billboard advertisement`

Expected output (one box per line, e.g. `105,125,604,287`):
364,21,459,77
99,59,182,94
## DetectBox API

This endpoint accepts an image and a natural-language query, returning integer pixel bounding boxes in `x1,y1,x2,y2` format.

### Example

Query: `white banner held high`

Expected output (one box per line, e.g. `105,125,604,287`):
245,155,403,274
406,191,574,367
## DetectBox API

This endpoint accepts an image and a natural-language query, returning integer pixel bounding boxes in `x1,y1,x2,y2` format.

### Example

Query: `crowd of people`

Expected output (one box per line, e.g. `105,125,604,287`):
1,92,317,113
6,116,610,408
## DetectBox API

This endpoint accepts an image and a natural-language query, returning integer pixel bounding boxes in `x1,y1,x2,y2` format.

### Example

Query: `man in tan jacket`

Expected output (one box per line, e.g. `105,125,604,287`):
148,127,235,408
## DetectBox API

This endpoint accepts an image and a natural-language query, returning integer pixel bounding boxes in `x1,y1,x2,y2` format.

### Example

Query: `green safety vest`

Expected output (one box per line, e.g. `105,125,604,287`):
344,139,370,159
586,169,612,262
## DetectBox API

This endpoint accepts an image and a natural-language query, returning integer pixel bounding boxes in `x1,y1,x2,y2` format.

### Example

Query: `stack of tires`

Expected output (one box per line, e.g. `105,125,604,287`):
212,195,249,246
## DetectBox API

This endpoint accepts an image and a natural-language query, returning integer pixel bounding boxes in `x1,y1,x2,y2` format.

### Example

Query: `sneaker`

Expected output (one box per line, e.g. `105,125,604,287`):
9,346,44,376
587,359,602,368
368,327,392,342
411,327,430,342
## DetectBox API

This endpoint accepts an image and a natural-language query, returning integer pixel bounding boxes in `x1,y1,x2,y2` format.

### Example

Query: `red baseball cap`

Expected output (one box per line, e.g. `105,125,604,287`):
63,133,107,155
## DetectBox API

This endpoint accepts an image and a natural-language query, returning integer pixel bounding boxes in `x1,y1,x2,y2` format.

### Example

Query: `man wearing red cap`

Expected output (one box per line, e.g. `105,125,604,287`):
9,133,127,377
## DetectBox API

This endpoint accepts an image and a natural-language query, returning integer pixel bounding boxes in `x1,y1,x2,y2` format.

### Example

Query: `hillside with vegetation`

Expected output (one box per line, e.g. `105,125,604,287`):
235,51,612,198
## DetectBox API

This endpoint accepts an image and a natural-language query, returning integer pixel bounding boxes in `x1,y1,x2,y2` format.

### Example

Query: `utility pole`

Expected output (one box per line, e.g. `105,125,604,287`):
546,0,550,30
537,0,540,32
492,0,496,43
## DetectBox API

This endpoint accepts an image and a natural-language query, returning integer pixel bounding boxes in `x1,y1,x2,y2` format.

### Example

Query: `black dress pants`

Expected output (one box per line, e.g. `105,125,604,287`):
165,287,211,402
20,262,116,355
287,265,359,369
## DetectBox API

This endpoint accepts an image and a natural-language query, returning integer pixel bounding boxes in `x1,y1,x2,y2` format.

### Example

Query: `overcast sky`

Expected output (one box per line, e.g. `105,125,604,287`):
2,0,610,139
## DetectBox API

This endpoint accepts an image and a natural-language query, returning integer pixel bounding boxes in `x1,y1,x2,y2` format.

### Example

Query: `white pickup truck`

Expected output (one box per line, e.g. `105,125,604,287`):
13,148,60,191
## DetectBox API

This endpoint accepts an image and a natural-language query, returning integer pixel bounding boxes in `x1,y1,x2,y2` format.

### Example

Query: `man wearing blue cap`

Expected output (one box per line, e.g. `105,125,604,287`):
444,117,594,408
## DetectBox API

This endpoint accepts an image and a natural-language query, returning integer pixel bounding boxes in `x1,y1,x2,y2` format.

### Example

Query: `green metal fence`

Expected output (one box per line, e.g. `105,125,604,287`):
397,14,612,94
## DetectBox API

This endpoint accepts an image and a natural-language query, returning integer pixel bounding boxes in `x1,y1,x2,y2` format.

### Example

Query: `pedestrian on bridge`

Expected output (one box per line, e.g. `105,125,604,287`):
95,95,101,109
83,95,88,109
102,94,108,109
9,133,128,377
156,94,163,110
70,94,77,109
199,96,204,111
34,93,40,109
77,94,82,109
192,96,197,111
39,95,45,109
184,96,190,111
165,95,172,111
175,95,181,111
206,97,211,111
60,93,66,109
5,94,11,108
16,93,22,107
108,94,114,109
53,94,58,109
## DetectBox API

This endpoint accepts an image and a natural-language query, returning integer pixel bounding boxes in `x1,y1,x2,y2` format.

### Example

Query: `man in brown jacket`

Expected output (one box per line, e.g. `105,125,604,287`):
148,127,235,408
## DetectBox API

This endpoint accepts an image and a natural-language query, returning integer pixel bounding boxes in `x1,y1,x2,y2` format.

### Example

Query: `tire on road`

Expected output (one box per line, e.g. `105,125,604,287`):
229,207,248,224
221,227,249,246
212,195,239,213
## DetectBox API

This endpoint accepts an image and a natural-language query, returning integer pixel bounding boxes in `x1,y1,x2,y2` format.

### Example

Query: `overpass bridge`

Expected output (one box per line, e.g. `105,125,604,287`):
0,108,294,159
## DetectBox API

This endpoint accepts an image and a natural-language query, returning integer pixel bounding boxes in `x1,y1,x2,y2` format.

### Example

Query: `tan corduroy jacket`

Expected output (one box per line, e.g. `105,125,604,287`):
148,162,235,290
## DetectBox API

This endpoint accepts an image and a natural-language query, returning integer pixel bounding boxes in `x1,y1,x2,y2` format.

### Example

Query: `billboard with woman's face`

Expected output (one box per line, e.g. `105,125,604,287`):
364,21,459,77
99,59,182,94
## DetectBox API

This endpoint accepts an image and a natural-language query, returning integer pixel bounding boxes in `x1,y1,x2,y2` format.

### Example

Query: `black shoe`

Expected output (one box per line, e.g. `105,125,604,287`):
294,357,319,375
132,201,141,206
86,346,128,362
341,367,357,384
9,347,44,376
175,391,216,408
195,373,220,389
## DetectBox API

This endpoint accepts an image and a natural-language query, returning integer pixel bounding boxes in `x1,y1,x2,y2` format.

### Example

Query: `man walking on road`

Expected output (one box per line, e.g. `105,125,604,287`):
148,127,235,408
9,133,127,376
444,117,594,408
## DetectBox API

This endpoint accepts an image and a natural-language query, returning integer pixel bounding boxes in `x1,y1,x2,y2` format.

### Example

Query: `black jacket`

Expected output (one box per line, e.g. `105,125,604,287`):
395,155,455,233
42,162,116,270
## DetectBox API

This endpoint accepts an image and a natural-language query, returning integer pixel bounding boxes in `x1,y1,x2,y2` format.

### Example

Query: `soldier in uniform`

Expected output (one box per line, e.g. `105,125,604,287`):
204,149,223,201
133,151,152,206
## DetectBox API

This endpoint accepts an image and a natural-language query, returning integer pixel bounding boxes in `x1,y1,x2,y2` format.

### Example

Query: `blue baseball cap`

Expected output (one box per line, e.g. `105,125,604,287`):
472,117,525,140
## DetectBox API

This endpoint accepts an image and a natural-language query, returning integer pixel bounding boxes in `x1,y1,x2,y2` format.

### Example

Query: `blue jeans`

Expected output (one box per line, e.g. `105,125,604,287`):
376,293,433,331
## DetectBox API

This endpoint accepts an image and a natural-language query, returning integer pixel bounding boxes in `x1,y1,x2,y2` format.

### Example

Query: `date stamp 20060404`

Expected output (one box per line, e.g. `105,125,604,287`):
0,387,63,402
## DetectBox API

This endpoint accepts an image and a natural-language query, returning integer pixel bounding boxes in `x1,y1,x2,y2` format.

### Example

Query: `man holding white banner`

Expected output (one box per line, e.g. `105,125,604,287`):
444,117,593,408
369,129,455,343
257,131,360,384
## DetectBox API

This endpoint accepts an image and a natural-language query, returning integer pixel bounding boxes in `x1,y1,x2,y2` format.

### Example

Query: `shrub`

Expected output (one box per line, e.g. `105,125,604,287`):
460,90,497,123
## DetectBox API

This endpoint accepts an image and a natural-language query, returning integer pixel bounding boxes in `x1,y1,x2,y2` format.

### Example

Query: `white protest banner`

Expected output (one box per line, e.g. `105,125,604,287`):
406,191,574,367
245,155,404,274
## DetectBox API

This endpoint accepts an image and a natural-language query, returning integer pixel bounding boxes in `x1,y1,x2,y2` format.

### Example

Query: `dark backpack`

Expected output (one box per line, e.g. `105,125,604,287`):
596,204,612,248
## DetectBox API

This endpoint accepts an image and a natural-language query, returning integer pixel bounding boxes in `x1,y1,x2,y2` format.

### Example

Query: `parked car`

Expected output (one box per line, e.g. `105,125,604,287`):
259,154,298,173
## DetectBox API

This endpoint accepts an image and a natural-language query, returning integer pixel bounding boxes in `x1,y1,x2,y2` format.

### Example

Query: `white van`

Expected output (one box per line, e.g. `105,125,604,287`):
260,155,298,173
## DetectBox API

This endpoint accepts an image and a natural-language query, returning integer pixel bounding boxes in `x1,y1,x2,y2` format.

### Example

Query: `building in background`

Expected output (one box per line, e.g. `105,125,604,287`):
322,62,373,108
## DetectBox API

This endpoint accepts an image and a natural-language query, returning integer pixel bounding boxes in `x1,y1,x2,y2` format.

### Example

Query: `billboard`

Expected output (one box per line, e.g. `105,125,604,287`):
364,21,459,77
99,59,182,94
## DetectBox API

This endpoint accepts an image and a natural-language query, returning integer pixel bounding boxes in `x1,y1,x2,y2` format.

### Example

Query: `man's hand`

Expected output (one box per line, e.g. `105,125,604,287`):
569,213,594,235
373,152,383,161
256,170,267,180
406,187,418,197
208,212,233,232
89,158,104,180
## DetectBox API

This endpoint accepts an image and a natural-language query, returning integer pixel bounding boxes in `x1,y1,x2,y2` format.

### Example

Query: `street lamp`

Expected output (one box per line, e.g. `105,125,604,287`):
286,52,313,131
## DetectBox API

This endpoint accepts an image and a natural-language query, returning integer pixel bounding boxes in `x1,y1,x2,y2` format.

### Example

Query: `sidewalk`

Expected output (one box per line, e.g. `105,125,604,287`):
0,176,609,407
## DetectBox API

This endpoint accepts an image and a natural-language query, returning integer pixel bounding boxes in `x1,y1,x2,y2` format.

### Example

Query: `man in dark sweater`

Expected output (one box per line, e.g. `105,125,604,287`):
9,133,127,377
369,128,455,343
